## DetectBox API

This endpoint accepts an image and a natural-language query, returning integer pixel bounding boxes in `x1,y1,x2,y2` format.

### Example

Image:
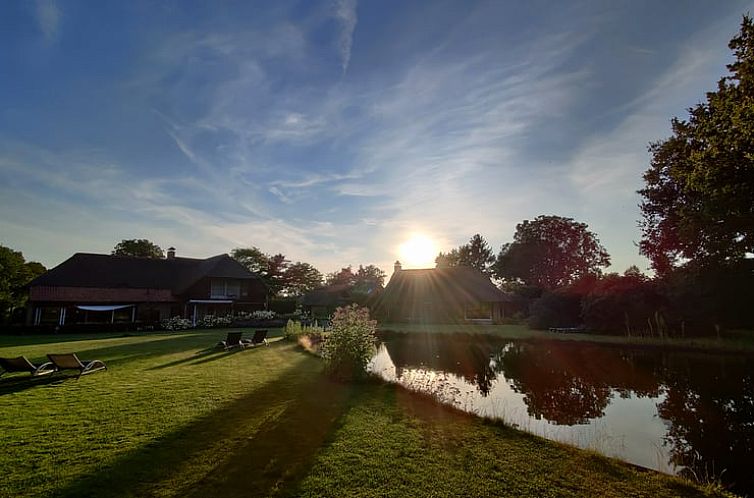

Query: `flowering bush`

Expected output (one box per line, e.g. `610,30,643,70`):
161,316,193,331
235,310,277,321
197,314,233,328
252,310,277,320
321,304,377,380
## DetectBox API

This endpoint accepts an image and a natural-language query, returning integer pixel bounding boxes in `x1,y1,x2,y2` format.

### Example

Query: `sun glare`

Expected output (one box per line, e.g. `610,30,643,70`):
399,234,437,268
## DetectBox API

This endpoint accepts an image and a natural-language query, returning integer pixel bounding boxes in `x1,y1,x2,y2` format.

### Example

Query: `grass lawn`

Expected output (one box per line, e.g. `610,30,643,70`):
379,322,754,353
0,330,729,497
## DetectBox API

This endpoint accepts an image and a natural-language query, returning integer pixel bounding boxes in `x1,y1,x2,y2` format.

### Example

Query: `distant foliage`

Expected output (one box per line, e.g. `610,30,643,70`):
581,272,663,335
284,319,325,340
435,234,495,275
112,239,165,259
0,245,46,323
527,291,582,329
161,316,193,331
196,314,232,328
321,304,377,380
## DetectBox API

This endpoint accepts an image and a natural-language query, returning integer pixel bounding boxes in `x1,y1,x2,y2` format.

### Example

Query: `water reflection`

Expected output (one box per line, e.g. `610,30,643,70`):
369,334,754,495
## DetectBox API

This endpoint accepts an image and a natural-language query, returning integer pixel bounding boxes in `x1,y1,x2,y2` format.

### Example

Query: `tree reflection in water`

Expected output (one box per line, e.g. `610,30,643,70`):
377,334,754,495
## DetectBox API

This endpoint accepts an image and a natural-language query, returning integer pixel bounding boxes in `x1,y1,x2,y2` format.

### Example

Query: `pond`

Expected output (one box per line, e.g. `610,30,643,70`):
368,334,754,495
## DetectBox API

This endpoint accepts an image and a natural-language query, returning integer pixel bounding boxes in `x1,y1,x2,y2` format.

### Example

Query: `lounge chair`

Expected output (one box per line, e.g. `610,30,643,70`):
243,329,269,347
216,331,248,351
0,356,55,378
47,353,107,378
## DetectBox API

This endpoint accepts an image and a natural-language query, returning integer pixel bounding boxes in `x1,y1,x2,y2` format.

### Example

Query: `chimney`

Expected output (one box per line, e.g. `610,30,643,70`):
394,260,402,273
167,247,176,259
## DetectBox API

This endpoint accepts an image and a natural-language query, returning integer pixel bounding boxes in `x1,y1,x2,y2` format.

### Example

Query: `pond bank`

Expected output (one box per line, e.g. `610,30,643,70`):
377,322,754,354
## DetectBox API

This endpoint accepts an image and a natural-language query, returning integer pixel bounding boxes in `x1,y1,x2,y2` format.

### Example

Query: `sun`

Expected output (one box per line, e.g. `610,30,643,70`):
399,234,438,268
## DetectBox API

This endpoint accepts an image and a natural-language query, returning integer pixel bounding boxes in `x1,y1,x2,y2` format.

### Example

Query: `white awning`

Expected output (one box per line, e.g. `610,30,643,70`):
188,300,233,304
76,304,135,311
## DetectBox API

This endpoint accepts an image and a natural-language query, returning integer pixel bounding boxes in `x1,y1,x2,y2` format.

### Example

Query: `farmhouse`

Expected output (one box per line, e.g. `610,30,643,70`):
26,248,266,327
373,261,514,323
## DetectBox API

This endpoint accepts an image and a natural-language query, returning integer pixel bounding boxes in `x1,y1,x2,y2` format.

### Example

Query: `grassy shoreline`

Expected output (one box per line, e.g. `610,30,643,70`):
0,331,731,497
378,322,754,354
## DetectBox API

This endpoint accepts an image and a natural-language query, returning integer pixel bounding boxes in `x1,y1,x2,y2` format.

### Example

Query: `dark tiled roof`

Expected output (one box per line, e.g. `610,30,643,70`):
30,253,259,294
375,266,512,309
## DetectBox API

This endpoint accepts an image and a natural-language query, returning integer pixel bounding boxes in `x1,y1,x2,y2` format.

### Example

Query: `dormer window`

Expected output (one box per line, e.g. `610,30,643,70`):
210,279,240,298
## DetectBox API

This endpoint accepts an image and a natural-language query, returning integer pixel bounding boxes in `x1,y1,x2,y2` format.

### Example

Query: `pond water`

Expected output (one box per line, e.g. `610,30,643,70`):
368,334,754,495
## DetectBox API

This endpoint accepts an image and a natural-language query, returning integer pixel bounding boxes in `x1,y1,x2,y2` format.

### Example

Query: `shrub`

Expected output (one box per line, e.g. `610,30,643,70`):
160,316,193,331
321,304,377,380
527,291,582,329
196,314,232,328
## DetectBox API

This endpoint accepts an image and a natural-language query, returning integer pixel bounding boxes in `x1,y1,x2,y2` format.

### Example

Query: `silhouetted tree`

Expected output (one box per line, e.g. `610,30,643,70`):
0,245,46,322
494,215,610,290
112,239,164,258
285,262,323,296
639,16,754,275
435,234,495,275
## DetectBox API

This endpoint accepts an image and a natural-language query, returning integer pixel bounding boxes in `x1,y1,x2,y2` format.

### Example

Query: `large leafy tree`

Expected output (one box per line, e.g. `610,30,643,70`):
355,264,386,289
325,266,357,286
284,262,322,296
0,245,46,322
230,247,269,274
494,215,610,289
639,16,754,274
112,239,165,259
435,234,495,274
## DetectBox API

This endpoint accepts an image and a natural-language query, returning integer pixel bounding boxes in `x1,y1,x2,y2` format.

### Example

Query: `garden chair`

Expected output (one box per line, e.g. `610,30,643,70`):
244,329,269,347
216,331,248,351
0,356,56,379
46,353,107,378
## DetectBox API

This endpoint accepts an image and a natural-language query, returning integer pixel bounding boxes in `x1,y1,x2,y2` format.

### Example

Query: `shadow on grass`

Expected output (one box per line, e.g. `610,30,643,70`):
51,355,354,498
0,374,74,396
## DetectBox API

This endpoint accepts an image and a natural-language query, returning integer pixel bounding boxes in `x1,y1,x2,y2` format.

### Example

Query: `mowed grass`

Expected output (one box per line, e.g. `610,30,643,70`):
0,331,728,498
380,322,754,353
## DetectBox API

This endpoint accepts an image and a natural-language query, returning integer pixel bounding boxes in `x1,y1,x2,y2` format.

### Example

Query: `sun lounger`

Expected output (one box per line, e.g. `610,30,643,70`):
243,329,269,347
47,353,107,378
216,331,248,351
0,356,55,378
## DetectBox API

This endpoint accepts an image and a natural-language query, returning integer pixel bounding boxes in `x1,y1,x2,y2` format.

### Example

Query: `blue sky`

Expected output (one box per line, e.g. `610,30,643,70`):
1,0,752,274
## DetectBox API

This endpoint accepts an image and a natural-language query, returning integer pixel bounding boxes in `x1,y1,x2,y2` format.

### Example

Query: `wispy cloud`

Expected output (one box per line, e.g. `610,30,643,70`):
334,0,358,73
34,0,60,41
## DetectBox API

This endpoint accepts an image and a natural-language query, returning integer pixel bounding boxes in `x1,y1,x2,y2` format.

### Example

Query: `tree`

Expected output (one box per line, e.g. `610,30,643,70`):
231,247,293,297
285,262,323,296
494,215,610,289
112,239,164,259
230,247,269,274
355,264,386,289
639,16,754,274
265,253,290,296
0,245,46,322
435,234,495,274
326,266,357,286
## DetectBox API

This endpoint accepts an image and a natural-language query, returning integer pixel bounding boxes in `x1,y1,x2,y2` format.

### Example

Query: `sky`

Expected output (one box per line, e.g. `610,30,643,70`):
1,0,753,275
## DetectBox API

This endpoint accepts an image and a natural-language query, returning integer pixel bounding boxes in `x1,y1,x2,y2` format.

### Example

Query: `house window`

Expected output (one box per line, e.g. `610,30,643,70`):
465,302,492,320
210,279,241,298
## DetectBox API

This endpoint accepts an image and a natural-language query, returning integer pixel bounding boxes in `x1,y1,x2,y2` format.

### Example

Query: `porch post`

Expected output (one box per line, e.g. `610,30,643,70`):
59,307,66,326
192,304,197,326
131,306,136,322
111,310,115,323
